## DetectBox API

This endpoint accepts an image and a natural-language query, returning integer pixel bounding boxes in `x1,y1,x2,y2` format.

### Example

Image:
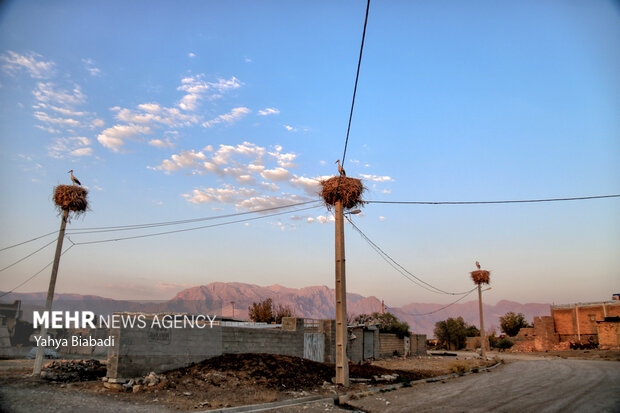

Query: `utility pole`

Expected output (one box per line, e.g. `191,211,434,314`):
33,209,69,375
477,283,486,359
334,199,349,385
231,301,235,319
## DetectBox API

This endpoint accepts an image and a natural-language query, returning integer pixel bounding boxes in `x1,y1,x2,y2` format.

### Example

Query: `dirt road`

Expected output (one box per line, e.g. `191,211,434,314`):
346,358,620,413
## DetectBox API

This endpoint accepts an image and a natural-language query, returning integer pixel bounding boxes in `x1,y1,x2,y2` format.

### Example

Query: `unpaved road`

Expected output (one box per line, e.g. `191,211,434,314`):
345,358,620,413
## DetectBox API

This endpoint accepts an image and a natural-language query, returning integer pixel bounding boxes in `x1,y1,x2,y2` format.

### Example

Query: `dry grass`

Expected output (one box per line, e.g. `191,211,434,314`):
54,185,88,215
320,176,365,210
470,270,490,285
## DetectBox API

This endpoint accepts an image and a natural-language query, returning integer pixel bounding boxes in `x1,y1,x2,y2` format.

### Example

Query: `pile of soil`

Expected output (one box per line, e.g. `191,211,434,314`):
41,359,106,382
349,363,439,383
168,353,334,390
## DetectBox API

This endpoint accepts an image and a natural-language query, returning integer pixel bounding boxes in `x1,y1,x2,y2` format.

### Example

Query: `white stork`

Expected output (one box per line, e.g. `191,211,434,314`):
475,261,481,270
68,170,82,186
335,159,346,177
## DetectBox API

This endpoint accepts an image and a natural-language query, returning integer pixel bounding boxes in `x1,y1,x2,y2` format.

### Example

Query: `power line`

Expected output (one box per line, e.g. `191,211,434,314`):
0,238,57,273
0,244,74,299
341,0,371,167
404,287,478,316
366,194,620,205
71,205,323,245
0,230,58,253
67,200,321,234
345,216,472,295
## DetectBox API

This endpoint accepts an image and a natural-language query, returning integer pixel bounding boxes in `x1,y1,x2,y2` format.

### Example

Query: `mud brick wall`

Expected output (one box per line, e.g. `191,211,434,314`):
533,316,558,351
379,333,404,357
517,327,535,338
319,320,336,364
409,334,427,355
552,303,620,342
597,320,620,349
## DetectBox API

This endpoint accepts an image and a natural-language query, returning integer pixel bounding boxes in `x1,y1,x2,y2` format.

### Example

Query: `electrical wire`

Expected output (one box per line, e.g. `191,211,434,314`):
365,194,620,205
71,204,323,245
341,0,371,167
404,287,478,316
0,244,74,299
66,200,321,234
0,238,58,273
0,230,58,253
345,216,472,295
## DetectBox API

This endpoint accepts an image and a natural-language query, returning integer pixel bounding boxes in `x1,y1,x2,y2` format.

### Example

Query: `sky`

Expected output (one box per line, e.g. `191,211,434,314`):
0,0,618,307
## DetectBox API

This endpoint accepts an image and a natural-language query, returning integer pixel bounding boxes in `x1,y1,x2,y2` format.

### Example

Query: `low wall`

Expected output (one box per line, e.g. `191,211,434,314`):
409,334,426,355
597,319,620,349
379,333,404,357
107,316,303,379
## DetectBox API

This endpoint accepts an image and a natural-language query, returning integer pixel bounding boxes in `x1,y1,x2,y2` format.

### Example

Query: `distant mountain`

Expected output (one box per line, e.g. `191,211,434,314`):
0,283,550,337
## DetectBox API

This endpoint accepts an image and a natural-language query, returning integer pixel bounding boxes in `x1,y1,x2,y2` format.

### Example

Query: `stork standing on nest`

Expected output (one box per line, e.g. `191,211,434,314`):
335,159,346,177
475,261,481,270
68,169,82,186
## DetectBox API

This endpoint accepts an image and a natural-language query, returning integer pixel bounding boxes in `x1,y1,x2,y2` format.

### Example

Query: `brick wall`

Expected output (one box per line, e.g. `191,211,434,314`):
597,320,620,349
533,316,558,351
552,302,620,342
379,333,404,357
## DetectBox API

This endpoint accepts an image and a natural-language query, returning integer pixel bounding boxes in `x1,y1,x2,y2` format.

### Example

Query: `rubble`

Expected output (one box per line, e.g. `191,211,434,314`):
41,359,106,382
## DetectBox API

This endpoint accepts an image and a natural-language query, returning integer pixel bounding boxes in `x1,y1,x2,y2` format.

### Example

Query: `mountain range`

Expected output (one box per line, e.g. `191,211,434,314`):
0,282,551,337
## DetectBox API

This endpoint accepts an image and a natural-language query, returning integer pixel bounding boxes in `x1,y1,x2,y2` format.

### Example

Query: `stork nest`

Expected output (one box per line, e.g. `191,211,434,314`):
320,176,365,210
470,270,490,285
53,185,88,215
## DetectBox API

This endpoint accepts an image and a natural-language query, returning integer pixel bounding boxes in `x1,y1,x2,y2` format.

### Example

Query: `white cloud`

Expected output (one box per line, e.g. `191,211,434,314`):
284,125,297,132
0,50,55,78
260,181,280,192
82,58,101,76
289,174,332,196
235,194,308,212
188,53,196,58
33,103,86,117
114,104,198,127
381,189,392,194
177,75,241,111
33,111,80,127
33,82,86,106
258,107,280,116
202,107,250,128
269,148,297,168
307,217,315,223
97,124,152,151
359,174,394,183
152,149,207,173
47,136,92,158
316,215,335,224
244,57,253,63
182,185,258,205
260,167,290,181
379,216,386,221
149,138,175,149
92,118,105,128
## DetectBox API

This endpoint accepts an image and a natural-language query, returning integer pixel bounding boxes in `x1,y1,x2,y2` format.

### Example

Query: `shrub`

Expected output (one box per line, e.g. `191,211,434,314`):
496,338,514,352
449,361,469,375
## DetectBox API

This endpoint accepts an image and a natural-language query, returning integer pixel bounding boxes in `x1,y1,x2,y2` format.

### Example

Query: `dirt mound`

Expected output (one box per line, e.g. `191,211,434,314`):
41,359,106,382
168,353,334,390
349,363,438,382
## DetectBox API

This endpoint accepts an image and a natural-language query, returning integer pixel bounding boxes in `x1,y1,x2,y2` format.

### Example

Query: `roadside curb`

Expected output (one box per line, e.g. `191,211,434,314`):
337,361,503,406
203,394,334,413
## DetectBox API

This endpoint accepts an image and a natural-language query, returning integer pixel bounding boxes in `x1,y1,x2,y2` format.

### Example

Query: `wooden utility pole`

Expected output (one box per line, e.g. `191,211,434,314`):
334,199,349,385
33,209,69,376
477,283,486,358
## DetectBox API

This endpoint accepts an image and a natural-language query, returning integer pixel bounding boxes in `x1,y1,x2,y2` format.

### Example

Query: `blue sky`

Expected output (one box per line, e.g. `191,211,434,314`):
0,0,618,306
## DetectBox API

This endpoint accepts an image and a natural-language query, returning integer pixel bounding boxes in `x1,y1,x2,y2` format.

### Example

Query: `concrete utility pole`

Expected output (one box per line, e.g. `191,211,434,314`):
477,283,486,359
334,199,349,385
33,209,69,375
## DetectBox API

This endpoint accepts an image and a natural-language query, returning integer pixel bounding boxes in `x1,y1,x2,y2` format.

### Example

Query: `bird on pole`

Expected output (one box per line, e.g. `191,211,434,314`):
335,159,346,177
68,169,82,186
475,261,481,270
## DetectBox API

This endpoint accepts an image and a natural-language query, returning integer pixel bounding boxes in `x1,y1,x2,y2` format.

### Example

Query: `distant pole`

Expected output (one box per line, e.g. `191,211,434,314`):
477,283,486,358
33,208,69,376
334,199,349,385
231,301,235,319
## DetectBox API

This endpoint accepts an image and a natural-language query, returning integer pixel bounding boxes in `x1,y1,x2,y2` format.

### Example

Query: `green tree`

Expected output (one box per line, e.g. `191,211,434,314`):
464,325,480,337
351,312,410,338
499,312,531,337
434,317,471,350
248,298,275,323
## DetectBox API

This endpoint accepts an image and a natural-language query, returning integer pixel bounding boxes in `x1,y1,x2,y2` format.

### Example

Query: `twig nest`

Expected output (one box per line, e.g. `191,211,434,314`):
54,185,88,214
470,270,490,285
320,176,365,210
